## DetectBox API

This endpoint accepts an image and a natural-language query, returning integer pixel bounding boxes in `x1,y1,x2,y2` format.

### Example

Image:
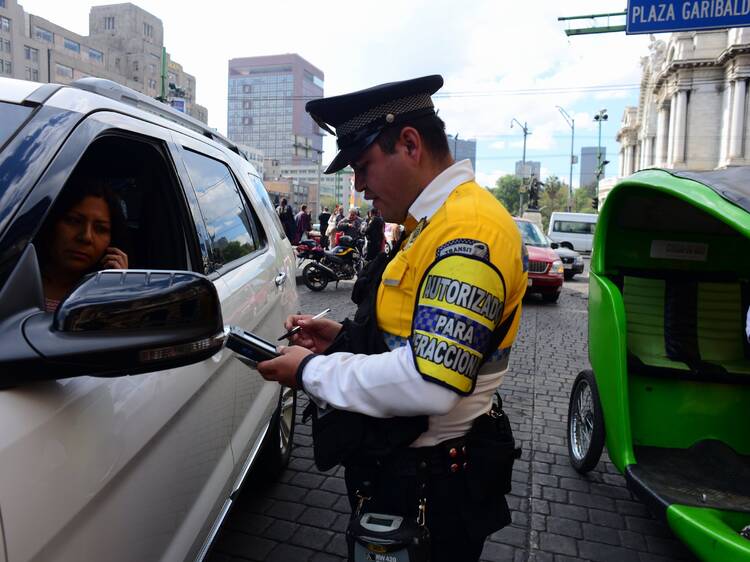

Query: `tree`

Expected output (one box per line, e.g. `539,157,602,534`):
491,175,522,216
538,175,569,231
573,182,598,213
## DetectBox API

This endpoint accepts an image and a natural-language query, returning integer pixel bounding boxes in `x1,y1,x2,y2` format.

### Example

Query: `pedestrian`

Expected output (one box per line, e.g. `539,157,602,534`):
329,204,344,247
364,206,385,261
276,198,296,242
318,207,331,248
258,75,528,562
295,204,312,243
337,207,362,239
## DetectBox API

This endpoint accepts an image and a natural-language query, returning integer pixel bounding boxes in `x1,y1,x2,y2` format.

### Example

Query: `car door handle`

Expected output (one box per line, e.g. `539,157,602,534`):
275,272,287,287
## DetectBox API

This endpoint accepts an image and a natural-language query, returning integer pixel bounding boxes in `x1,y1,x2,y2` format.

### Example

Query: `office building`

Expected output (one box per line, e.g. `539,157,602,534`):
0,0,206,122
227,54,324,166
580,147,606,188
515,160,541,180
447,134,477,170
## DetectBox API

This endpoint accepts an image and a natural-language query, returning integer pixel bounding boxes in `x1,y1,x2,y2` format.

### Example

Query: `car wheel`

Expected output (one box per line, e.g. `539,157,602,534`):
256,386,297,479
564,272,575,281
542,291,560,303
302,262,328,291
567,370,605,474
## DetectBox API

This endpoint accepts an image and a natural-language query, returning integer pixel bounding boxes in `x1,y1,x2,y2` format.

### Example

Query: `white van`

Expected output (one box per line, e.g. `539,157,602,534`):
547,212,598,252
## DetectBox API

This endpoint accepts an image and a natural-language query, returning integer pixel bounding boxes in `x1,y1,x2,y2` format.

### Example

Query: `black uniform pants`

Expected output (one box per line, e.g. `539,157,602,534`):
344,432,512,562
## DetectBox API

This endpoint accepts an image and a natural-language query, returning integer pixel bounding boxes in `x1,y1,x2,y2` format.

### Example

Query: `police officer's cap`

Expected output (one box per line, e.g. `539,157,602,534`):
306,75,443,174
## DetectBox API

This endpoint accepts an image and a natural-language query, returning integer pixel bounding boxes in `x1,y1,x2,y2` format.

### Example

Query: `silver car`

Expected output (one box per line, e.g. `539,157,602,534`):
0,77,298,561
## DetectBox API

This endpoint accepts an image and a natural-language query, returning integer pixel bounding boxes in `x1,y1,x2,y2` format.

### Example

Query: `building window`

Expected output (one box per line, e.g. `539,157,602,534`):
1,59,12,75
148,78,157,89
1,16,11,34
24,46,39,63
89,48,103,63
34,26,53,43
143,22,153,38
104,16,115,30
243,84,251,94
0,0,5,8
0,38,9,54
242,100,251,109
243,117,252,125
25,66,39,81
64,38,80,53
148,63,156,74
55,63,73,79
133,60,138,71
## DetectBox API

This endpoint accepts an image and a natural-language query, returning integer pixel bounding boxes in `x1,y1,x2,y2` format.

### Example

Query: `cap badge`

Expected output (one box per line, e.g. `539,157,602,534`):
385,113,395,124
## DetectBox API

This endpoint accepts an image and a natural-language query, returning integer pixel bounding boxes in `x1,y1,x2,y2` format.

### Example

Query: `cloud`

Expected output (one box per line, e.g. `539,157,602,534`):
490,141,507,150
476,169,511,188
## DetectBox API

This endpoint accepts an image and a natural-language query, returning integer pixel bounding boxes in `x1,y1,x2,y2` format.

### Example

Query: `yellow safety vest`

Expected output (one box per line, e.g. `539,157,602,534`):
376,180,528,395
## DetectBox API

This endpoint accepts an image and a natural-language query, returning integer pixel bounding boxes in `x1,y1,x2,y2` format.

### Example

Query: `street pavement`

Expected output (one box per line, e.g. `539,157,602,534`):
207,263,697,561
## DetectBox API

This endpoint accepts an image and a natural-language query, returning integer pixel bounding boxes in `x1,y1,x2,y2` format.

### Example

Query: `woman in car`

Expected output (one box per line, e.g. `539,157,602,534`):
37,177,129,312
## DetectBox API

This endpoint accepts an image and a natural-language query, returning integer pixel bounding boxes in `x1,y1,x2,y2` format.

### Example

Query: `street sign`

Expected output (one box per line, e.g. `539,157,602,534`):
627,0,750,34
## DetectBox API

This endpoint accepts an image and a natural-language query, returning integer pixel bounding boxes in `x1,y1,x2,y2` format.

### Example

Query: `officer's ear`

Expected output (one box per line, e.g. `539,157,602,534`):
399,127,422,162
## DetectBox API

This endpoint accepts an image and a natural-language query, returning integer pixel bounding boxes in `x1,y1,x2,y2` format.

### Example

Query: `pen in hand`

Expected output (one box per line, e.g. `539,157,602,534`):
278,308,331,341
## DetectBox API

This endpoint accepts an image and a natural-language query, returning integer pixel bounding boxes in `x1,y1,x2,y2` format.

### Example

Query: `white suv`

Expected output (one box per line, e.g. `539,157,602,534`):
0,77,298,561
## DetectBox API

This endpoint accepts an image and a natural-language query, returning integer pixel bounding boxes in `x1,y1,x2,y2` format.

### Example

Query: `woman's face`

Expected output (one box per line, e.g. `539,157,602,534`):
49,195,112,275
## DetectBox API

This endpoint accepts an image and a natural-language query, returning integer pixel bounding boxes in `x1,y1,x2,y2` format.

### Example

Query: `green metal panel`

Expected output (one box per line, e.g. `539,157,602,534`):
629,375,750,453
667,505,750,561
588,272,634,471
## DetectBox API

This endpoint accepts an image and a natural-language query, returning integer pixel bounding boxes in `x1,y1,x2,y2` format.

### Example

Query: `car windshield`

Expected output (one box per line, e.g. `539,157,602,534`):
515,220,548,247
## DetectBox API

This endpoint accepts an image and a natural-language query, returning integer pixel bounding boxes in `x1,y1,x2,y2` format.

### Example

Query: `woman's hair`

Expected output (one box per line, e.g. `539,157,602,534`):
37,176,129,264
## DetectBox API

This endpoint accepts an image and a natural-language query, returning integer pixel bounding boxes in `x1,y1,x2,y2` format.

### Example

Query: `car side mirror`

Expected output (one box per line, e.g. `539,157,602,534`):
0,247,226,388
550,241,559,249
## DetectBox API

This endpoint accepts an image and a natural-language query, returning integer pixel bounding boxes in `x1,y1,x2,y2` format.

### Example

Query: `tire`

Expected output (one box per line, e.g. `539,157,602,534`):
564,272,575,281
542,291,560,303
256,386,297,480
302,262,328,291
384,241,392,256
567,370,605,474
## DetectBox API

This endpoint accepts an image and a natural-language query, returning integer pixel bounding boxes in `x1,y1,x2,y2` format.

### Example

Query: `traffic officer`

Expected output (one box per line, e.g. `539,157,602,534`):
258,74,528,561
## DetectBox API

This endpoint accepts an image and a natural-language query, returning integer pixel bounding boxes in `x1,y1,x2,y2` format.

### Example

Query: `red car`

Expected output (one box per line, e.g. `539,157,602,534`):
514,218,564,303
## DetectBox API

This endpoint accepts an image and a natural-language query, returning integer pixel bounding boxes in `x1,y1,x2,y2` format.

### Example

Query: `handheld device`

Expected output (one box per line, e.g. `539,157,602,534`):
347,512,430,562
226,327,280,368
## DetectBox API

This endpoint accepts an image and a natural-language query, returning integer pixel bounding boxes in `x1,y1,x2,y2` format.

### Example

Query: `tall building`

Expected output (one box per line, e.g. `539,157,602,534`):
227,54,324,166
580,147,606,188
616,30,750,176
515,160,541,179
446,134,477,170
0,0,206,122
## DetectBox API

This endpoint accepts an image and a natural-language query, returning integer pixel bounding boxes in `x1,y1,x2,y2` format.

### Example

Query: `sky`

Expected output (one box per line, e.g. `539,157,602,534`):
21,0,653,188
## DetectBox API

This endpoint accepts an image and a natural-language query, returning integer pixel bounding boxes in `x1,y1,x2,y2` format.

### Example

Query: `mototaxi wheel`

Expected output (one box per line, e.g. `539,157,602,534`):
567,370,605,474
302,262,329,291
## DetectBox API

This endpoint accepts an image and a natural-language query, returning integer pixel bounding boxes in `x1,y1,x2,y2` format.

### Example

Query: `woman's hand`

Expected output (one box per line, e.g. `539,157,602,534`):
283,314,342,353
100,247,129,270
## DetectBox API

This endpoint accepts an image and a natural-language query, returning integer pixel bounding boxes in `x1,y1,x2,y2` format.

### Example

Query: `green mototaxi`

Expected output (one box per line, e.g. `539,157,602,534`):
566,167,750,561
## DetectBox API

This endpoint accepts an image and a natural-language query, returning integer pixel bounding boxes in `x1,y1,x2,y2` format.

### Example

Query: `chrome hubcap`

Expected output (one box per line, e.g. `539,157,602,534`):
570,380,594,461
278,387,295,456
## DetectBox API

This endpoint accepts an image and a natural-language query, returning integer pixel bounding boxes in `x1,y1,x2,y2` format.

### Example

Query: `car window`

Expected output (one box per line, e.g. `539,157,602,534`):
515,220,548,247
182,148,259,270
245,171,287,240
554,220,595,235
0,101,33,150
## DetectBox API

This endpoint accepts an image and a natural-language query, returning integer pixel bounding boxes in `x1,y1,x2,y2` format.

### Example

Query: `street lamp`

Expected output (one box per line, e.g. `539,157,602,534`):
510,118,531,215
556,106,575,212
593,109,608,206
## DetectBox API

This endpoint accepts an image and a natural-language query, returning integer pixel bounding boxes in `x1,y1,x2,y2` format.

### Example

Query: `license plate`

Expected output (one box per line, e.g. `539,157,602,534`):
564,264,572,269
527,278,533,287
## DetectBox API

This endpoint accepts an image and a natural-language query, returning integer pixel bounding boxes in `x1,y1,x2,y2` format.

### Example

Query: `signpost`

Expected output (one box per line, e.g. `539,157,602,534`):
626,0,750,34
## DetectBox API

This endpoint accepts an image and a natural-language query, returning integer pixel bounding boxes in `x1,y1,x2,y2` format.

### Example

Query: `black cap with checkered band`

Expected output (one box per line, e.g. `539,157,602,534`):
306,75,444,174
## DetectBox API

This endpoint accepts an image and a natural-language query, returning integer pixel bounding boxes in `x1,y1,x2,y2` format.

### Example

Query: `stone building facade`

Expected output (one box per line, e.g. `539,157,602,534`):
0,0,206,123
617,28,750,176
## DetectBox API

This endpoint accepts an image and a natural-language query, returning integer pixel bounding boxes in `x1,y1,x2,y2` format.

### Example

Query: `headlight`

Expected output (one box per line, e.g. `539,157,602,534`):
574,256,583,264
551,260,564,274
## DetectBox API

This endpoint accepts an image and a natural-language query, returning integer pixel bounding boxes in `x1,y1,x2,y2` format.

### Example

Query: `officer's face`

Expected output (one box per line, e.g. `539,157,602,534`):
352,139,419,223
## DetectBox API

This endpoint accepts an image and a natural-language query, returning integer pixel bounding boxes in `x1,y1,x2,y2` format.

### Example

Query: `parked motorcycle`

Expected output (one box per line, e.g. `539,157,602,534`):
302,235,364,291
295,238,324,268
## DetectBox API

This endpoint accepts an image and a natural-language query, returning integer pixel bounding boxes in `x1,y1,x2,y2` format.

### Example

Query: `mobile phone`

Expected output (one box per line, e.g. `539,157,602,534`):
226,327,280,367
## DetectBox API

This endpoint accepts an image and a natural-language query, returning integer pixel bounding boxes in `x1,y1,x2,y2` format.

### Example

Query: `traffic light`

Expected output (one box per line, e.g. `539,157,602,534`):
591,197,599,210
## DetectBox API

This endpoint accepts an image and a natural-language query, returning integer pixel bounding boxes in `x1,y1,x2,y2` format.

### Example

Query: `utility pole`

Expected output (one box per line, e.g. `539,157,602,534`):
453,133,459,161
594,109,608,208
511,118,531,215
556,106,575,212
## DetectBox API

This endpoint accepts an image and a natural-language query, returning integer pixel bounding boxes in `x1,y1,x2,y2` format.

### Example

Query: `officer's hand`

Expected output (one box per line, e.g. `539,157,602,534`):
283,314,342,353
257,345,312,389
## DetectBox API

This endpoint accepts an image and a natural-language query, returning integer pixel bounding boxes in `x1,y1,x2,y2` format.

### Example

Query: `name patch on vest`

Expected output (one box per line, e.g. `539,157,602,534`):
411,253,506,395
